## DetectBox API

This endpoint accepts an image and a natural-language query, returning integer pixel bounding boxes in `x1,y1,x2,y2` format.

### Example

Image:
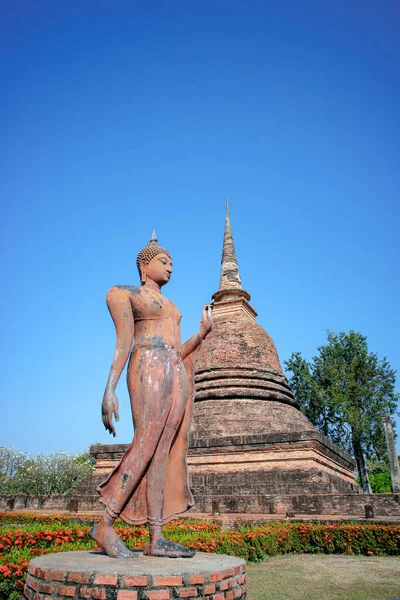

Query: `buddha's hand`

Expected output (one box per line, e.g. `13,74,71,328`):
102,389,120,437
199,304,213,340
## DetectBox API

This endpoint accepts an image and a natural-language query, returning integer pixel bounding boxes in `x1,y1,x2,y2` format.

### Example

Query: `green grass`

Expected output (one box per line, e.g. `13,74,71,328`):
247,554,400,600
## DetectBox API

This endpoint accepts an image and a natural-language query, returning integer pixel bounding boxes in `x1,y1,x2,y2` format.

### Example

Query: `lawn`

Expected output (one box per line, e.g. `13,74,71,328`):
247,554,400,600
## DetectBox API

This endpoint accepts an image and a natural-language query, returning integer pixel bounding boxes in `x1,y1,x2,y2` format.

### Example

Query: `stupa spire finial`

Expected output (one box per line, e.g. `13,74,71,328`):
219,198,243,291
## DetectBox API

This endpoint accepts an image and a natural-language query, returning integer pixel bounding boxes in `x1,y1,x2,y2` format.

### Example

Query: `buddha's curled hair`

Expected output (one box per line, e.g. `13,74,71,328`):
136,231,172,280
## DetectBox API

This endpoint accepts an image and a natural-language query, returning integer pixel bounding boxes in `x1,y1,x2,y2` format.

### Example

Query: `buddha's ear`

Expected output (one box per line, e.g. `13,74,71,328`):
140,263,147,284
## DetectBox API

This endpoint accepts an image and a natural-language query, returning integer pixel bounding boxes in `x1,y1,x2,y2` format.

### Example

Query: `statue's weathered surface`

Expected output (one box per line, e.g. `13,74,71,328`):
90,233,213,558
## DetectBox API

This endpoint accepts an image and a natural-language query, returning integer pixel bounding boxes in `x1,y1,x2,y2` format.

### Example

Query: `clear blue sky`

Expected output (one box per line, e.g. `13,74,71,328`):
1,1,399,456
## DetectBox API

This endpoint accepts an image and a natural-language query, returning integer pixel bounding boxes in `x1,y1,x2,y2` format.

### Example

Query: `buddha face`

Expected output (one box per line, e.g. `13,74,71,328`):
142,253,172,287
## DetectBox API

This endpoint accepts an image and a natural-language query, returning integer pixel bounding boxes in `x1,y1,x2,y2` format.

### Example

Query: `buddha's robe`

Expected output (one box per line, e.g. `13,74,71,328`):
97,351,197,525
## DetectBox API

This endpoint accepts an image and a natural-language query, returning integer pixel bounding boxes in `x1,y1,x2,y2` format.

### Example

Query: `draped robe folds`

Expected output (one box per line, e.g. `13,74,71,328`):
97,350,197,525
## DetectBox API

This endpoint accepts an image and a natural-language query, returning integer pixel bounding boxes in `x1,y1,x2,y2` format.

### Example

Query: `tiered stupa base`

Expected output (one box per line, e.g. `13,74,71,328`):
189,398,359,513
72,443,400,522
24,551,247,600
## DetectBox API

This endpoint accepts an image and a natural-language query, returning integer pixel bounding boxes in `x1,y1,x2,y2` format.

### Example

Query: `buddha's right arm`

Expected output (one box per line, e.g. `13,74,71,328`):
104,287,135,392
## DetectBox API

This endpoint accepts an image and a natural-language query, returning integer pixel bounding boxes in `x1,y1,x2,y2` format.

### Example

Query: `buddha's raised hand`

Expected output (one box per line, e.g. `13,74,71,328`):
199,304,213,340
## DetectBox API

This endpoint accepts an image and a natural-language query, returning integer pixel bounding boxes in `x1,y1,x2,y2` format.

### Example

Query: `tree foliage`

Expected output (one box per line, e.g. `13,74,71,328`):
367,460,392,493
0,447,94,495
284,331,399,492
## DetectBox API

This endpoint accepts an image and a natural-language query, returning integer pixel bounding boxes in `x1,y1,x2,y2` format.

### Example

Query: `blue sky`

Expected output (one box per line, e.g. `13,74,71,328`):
1,1,399,456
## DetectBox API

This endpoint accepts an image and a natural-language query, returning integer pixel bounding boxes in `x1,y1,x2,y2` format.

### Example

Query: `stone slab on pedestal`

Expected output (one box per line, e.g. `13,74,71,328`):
24,550,247,600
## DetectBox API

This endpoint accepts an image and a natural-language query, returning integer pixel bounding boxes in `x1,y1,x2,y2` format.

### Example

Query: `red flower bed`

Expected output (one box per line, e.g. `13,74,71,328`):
0,515,399,600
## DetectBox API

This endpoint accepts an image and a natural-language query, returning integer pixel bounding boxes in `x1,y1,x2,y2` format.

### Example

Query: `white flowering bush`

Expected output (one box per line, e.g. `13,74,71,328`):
0,447,29,484
0,446,94,495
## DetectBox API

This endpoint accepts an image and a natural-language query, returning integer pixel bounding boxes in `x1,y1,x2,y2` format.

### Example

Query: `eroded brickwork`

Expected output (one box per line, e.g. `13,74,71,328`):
24,555,247,600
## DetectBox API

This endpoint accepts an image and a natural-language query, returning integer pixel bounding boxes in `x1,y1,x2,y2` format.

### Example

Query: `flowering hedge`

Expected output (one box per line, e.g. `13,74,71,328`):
0,514,399,600
0,447,94,495
0,512,94,526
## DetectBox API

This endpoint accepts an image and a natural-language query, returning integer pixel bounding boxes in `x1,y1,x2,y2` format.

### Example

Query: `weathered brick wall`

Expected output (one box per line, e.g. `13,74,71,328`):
0,494,79,512
190,492,400,517
90,444,130,478
1,492,399,518
189,465,358,497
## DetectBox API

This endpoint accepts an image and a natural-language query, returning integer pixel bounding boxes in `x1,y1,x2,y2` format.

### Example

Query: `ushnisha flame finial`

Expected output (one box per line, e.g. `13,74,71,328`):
219,198,243,291
150,230,158,243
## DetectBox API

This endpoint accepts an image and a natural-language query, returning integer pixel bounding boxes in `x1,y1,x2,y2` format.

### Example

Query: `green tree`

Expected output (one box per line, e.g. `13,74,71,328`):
367,460,392,493
284,331,399,493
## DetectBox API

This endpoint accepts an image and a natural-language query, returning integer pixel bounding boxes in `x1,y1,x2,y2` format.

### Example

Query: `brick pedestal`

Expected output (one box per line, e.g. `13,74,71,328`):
24,550,247,600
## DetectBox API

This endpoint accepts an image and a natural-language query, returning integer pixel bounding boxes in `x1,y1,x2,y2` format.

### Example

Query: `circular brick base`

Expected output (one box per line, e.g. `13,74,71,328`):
24,550,247,600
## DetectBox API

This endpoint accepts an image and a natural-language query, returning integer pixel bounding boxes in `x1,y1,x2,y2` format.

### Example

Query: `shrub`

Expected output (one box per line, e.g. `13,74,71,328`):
0,447,94,495
0,448,29,491
368,460,392,493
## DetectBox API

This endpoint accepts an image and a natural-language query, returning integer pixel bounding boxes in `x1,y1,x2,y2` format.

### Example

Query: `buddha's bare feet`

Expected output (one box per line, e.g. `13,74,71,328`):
143,537,195,558
90,523,134,559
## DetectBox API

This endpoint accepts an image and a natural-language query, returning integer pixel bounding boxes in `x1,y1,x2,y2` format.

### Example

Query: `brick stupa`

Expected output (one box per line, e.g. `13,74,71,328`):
187,200,359,515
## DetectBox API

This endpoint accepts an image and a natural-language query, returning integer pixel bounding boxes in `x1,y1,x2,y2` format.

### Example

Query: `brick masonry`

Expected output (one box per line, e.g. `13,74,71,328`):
1,490,399,519
24,551,247,600
189,492,400,518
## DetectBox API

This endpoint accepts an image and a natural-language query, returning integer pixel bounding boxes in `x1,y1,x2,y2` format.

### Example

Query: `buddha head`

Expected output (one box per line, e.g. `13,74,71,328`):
136,232,172,287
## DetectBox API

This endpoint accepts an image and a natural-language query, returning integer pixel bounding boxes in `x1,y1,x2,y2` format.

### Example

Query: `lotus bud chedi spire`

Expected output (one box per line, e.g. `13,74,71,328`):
219,198,243,290
212,198,251,308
